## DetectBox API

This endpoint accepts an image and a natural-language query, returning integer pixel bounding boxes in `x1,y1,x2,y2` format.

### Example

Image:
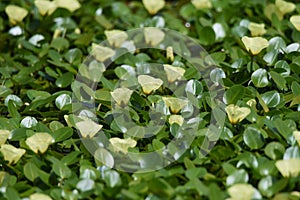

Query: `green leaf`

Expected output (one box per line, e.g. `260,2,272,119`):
251,68,269,88
226,169,249,186
55,94,72,110
198,27,216,45
261,91,281,108
55,72,74,88
270,71,287,90
24,162,40,182
243,126,265,149
224,85,245,104
65,48,82,64
264,142,285,160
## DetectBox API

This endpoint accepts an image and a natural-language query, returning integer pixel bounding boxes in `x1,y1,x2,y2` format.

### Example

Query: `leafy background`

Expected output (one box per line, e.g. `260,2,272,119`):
0,0,300,199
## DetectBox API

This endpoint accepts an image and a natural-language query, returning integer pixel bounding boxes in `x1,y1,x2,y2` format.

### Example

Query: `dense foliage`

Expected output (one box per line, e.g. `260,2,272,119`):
0,0,300,199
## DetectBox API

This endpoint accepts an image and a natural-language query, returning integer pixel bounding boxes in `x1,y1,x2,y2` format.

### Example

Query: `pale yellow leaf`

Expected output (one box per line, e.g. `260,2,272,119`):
110,88,133,106
248,22,266,36
275,158,300,178
76,120,103,138
138,75,163,94
228,184,255,200
241,36,269,55
191,0,212,9
162,97,188,114
5,5,28,24
30,193,52,200
105,30,128,47
144,27,165,46
92,43,115,62
225,104,251,125
264,4,283,21
142,0,165,15
109,137,137,154
290,15,300,32
169,115,184,126
55,0,80,12
0,144,26,165
35,0,57,16
163,64,185,82
26,132,54,154
0,130,10,146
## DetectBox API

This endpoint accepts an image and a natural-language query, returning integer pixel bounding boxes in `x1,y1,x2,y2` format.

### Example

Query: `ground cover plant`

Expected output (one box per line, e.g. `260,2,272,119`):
0,0,300,199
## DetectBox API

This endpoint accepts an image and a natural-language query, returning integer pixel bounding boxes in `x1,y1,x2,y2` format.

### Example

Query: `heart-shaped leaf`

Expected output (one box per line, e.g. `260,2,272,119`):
275,158,300,178
110,88,133,106
105,30,128,47
144,27,165,46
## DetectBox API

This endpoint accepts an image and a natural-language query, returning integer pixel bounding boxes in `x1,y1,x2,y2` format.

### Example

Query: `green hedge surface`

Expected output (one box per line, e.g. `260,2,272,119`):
0,0,300,199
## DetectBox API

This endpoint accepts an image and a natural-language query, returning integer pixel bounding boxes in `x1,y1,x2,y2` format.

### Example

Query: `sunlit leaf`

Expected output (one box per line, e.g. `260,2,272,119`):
144,27,165,46
105,30,128,47
76,119,103,138
275,159,300,178
109,137,137,154
0,130,10,146
168,115,184,126
92,43,115,62
142,0,165,15
163,64,185,83
138,75,163,94
248,22,266,36
26,132,54,154
241,36,269,55
5,5,28,24
225,104,251,125
20,116,38,128
162,97,188,114
191,0,212,9
0,144,26,165
290,15,300,32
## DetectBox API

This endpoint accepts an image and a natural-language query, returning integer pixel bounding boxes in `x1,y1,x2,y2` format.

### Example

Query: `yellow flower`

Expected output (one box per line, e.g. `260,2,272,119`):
105,30,128,47
55,0,81,12
29,193,53,200
275,159,300,178
5,5,28,24
169,115,184,126
92,43,115,62
275,0,295,16
109,137,137,154
166,46,174,61
0,130,10,146
191,0,212,9
228,184,255,200
26,132,54,154
0,144,26,165
225,104,251,125
241,36,269,55
290,15,300,32
144,27,165,46
142,0,165,15
162,97,188,114
35,0,57,16
248,22,266,36
293,131,300,146
138,75,163,94
76,119,103,138
163,64,185,83
110,88,133,106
